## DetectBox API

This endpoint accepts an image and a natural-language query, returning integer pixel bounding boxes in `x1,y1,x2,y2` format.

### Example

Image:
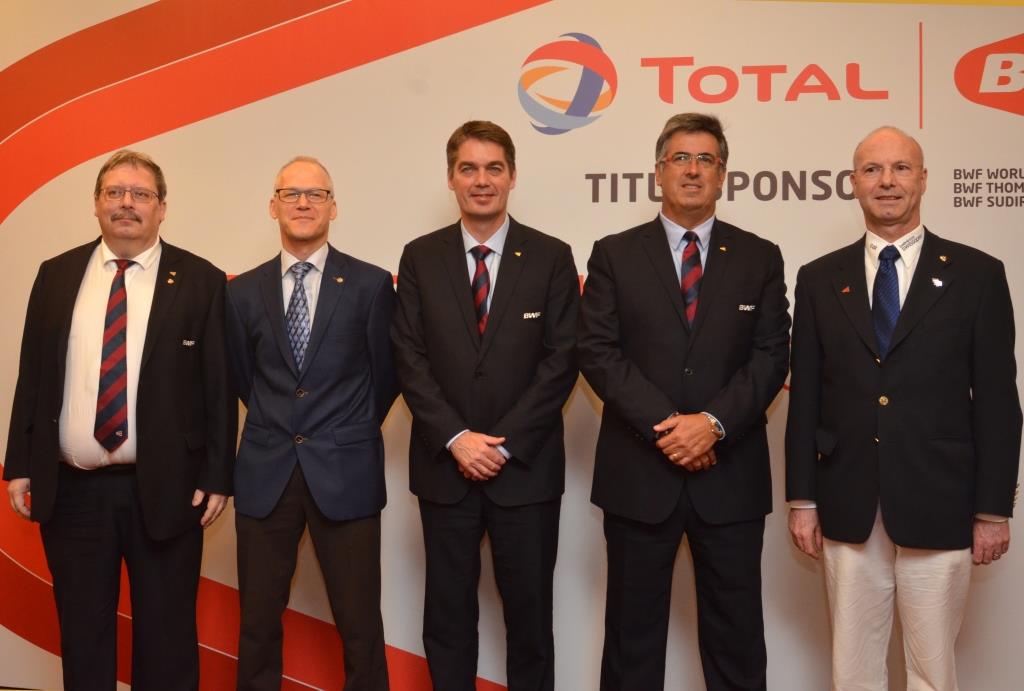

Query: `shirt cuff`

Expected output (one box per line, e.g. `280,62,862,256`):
975,513,1009,523
496,444,511,460
445,429,469,449
789,501,817,509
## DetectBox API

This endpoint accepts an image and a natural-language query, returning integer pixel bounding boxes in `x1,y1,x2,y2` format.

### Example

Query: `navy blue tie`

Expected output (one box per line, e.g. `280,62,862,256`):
286,262,313,368
872,245,901,358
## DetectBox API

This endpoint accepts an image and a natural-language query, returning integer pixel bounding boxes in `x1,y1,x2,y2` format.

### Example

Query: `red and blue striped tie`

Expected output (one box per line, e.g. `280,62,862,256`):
680,231,702,325
470,245,492,335
94,259,133,451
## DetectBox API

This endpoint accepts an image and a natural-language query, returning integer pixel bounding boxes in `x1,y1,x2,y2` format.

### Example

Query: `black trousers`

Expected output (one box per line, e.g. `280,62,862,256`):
600,488,767,691
419,489,560,691
40,463,202,691
235,464,388,691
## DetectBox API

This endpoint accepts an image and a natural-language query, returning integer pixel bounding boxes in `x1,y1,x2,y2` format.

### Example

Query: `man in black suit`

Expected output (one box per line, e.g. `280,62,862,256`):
786,126,1021,690
4,150,235,690
226,156,396,691
577,113,790,691
391,121,578,691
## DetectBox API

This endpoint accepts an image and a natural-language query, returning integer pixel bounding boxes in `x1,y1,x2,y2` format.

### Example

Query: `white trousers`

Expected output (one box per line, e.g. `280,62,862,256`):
823,509,972,691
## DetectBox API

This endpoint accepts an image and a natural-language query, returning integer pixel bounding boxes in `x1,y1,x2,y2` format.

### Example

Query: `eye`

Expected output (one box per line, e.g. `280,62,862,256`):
487,165,504,174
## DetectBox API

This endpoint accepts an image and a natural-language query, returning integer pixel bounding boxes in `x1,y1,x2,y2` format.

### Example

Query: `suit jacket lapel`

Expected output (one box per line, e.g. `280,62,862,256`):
639,218,688,330
259,254,299,378
140,241,182,372
479,220,527,359
441,223,483,347
888,229,952,355
301,247,349,380
689,220,732,336
829,238,878,356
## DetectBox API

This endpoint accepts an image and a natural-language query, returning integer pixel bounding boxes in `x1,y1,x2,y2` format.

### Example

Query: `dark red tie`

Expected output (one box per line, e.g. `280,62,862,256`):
470,245,492,334
680,231,702,324
95,259,133,451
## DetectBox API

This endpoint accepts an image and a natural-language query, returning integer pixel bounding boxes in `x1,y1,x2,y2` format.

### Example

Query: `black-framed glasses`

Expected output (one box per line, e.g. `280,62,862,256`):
275,188,333,204
100,186,159,203
661,152,720,169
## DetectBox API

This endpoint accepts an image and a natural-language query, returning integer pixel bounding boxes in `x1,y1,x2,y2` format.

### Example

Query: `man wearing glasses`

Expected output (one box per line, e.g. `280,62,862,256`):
577,113,790,690
4,150,235,689
786,127,1021,689
226,156,396,690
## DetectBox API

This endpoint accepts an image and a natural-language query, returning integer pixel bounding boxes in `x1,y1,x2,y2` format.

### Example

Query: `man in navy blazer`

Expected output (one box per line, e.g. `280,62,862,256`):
786,127,1021,690
226,157,397,691
578,114,790,691
392,121,578,691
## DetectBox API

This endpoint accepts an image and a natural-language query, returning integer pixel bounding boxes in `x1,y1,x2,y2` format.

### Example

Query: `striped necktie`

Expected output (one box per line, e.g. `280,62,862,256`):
470,245,492,335
680,231,702,325
94,259,133,451
286,262,314,368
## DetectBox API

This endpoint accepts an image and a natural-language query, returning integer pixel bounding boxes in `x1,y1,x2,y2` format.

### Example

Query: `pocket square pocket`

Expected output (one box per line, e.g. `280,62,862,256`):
523,311,542,319
738,304,756,312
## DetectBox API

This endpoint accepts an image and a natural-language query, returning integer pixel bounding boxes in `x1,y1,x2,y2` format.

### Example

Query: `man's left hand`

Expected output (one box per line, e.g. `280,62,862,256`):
972,518,1010,565
193,490,228,528
653,413,717,466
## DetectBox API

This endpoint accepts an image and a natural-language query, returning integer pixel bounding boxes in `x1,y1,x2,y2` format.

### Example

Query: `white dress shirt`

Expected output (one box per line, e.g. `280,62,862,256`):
59,239,162,468
281,243,329,329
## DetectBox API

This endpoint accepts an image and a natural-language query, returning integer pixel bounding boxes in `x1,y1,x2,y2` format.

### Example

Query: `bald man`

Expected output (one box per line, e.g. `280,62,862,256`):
786,127,1021,690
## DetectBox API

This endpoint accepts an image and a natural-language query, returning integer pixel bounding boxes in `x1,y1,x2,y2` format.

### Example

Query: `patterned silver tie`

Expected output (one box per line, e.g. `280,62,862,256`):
286,262,313,369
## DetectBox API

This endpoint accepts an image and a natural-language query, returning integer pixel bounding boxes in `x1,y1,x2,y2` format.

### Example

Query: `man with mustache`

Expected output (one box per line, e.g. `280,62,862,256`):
578,113,790,691
4,150,235,690
786,126,1022,690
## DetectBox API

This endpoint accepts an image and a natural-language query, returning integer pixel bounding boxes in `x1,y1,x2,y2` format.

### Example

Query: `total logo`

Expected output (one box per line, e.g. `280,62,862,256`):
955,32,1024,117
518,33,618,135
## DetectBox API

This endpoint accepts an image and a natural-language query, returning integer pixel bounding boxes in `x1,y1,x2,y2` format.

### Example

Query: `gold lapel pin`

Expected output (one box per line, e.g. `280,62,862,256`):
939,255,948,262
719,246,727,252
167,278,175,284
169,271,177,276
514,251,523,257
335,276,344,284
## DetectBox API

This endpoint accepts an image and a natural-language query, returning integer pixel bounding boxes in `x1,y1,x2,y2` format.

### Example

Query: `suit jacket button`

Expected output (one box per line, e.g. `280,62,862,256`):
296,388,307,398
873,437,880,443
294,434,305,444
875,357,882,366
684,368,694,376
878,395,889,406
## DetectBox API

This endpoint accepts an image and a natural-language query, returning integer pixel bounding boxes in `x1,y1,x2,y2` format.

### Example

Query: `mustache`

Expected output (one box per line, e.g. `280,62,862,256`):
111,210,141,222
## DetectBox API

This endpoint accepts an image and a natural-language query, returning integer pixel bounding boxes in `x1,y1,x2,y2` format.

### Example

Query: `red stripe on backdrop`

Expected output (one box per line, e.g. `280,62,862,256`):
0,0,552,224
0,0,341,144
0,0,553,686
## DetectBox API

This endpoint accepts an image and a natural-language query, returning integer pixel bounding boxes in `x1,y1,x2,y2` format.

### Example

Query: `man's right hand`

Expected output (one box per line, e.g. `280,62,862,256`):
7,478,31,519
450,431,507,481
789,507,822,559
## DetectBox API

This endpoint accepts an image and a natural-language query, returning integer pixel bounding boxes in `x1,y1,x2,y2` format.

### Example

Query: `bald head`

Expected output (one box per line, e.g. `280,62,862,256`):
853,127,924,170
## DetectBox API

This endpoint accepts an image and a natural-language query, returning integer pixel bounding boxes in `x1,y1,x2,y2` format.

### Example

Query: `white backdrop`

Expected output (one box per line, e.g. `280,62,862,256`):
1,1,1022,689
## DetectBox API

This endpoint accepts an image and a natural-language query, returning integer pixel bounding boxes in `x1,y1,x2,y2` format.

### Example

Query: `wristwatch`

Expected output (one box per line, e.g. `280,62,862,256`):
702,412,725,440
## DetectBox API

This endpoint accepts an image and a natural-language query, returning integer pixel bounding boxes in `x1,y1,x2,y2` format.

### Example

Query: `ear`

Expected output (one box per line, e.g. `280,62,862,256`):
269,197,279,220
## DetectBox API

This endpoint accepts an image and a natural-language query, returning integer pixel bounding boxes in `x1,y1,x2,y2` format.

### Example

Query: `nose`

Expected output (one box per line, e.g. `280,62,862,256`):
879,167,895,186
295,192,312,207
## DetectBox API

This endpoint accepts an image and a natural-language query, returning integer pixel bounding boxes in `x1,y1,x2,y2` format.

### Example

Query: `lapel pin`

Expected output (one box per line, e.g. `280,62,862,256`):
169,271,177,276
719,246,727,252
841,285,850,294
932,278,943,287
166,278,175,284
335,276,344,284
514,250,523,257
939,255,948,263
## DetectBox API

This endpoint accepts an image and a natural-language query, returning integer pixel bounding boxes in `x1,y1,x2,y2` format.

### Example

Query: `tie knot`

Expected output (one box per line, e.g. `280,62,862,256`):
879,245,900,263
684,231,699,245
290,261,313,280
470,245,492,262
113,259,134,273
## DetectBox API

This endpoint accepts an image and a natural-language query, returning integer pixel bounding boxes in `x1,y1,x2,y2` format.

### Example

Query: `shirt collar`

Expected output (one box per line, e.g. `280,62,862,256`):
659,212,715,251
280,243,329,278
100,237,161,270
865,225,924,267
461,214,511,256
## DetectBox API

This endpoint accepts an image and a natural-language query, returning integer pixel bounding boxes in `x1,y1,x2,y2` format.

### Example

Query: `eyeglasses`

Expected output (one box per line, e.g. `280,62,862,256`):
100,186,159,203
275,188,333,204
661,152,720,169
